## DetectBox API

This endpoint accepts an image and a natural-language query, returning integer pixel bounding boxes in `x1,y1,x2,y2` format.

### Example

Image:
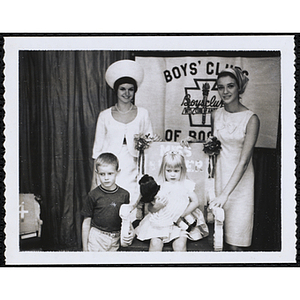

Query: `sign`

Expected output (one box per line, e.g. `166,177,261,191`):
136,55,280,148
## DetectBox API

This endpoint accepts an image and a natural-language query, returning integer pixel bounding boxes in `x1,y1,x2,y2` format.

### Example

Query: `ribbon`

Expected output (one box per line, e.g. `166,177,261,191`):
138,149,145,175
208,154,217,178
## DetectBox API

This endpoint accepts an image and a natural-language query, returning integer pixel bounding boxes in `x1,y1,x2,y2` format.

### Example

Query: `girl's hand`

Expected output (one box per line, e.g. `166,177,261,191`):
156,196,167,206
209,194,228,208
150,197,167,213
180,136,197,148
174,216,183,227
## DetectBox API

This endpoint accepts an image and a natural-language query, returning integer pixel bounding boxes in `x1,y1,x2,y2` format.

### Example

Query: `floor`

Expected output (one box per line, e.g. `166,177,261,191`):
119,223,215,252
19,223,216,252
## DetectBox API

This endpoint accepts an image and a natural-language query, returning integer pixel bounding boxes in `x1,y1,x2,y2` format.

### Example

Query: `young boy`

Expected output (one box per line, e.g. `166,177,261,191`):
81,152,133,251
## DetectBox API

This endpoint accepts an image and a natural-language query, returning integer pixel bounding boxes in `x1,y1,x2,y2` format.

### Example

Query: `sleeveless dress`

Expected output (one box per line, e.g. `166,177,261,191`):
135,180,209,243
214,107,255,247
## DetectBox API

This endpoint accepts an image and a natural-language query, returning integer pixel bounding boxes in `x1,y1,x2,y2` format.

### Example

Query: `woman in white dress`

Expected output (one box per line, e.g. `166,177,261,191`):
92,60,153,204
210,67,260,251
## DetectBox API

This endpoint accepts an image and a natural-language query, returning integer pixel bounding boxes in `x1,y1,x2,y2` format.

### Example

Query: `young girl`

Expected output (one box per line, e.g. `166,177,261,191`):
135,151,208,251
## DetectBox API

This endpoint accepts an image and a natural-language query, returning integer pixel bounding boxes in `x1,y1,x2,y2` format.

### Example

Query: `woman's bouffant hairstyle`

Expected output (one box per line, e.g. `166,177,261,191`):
113,76,138,93
95,152,119,172
158,151,187,182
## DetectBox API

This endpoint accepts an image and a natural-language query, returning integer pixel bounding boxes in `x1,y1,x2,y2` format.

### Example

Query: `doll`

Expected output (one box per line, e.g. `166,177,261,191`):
138,174,197,232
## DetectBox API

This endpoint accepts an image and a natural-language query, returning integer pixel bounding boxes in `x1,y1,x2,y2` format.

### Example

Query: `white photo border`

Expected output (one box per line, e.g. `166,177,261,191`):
3,34,297,265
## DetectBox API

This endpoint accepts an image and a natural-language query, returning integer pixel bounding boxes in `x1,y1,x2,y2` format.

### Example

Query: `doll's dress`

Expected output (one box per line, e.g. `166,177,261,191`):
135,179,209,243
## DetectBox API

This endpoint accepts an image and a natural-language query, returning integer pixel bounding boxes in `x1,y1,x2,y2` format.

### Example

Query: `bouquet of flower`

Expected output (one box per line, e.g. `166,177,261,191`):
134,133,161,175
203,136,222,178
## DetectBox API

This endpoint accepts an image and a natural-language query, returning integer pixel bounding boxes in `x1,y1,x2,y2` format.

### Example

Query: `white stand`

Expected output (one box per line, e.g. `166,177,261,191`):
205,178,225,251
119,204,136,247
212,207,224,252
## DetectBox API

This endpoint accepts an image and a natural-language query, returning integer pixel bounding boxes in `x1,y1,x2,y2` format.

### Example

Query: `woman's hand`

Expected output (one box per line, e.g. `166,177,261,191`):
209,193,228,208
180,136,197,148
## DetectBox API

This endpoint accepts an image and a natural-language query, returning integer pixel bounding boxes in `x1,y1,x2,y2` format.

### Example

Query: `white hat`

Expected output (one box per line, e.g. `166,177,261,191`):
105,59,144,89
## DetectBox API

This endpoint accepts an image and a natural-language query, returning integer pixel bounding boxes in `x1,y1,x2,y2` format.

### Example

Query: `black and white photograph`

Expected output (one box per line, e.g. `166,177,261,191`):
2,35,296,265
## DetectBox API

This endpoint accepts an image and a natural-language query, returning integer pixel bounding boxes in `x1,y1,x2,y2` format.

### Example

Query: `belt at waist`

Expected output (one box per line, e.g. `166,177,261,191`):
93,227,120,238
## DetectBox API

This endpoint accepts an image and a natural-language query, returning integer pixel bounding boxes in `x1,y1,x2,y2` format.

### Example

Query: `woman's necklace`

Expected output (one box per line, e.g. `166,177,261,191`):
115,103,133,114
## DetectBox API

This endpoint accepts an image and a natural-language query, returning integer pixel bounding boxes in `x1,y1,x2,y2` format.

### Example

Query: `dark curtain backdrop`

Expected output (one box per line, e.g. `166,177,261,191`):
19,51,281,251
19,51,132,250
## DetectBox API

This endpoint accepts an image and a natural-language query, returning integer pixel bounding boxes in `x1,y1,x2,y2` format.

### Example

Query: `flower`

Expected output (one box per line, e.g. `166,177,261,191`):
203,136,222,156
134,133,161,152
134,134,162,175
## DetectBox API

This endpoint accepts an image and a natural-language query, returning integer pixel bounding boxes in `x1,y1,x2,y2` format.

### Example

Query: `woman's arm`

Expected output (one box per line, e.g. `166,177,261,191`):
92,112,106,160
210,114,260,208
82,217,91,251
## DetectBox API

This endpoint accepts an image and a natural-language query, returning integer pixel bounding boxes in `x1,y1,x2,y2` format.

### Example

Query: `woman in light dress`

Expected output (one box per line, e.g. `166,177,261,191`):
182,67,260,251
92,60,153,205
211,67,260,251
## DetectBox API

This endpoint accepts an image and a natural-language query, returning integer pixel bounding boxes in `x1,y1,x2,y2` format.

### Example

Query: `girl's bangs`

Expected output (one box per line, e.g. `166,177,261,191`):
164,155,182,168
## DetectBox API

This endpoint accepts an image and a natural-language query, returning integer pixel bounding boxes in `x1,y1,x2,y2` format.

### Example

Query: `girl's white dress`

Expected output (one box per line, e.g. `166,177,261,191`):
92,107,153,203
214,107,255,247
135,179,209,243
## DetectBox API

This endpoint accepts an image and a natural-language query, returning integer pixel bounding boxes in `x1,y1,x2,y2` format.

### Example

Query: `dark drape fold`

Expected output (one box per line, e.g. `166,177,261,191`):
19,51,281,251
252,147,281,251
19,51,132,250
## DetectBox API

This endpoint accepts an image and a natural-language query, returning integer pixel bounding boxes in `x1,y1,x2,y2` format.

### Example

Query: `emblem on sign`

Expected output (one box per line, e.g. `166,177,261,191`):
181,80,222,127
